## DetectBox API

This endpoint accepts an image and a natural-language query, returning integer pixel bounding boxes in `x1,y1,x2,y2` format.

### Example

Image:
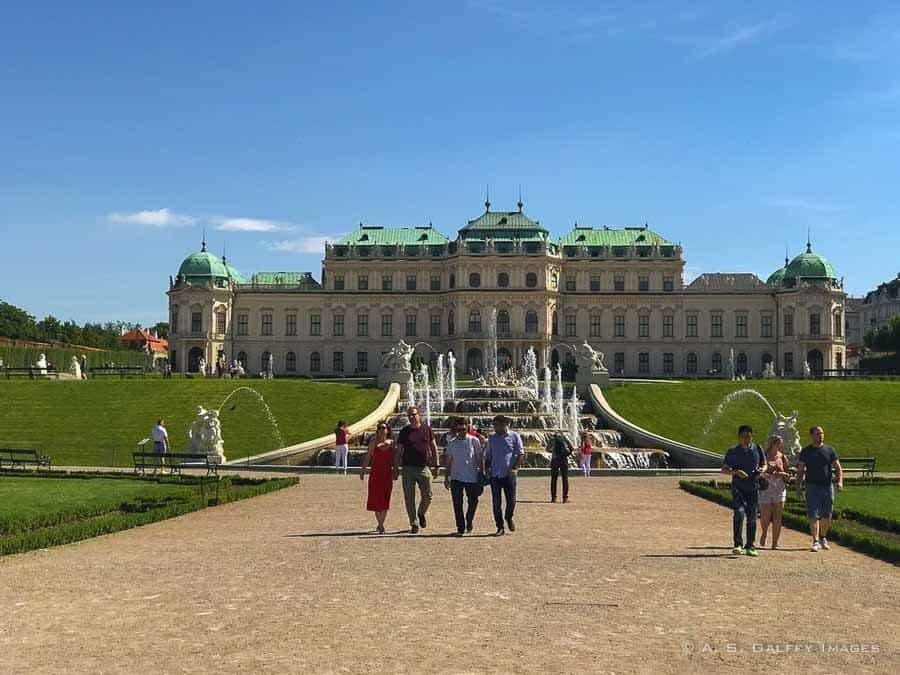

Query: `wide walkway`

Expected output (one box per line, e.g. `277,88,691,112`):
1,475,897,673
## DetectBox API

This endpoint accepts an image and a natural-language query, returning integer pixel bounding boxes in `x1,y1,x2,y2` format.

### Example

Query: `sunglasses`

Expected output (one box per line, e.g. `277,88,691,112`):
377,425,388,430
408,412,420,416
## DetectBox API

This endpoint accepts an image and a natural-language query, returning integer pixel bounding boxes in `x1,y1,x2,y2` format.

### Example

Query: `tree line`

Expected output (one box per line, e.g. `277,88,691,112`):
863,315,900,354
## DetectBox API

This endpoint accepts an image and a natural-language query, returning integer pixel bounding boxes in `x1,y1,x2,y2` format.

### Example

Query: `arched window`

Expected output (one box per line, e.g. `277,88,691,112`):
261,351,271,372
525,311,538,334
469,272,481,288
449,273,455,289
497,310,510,334
526,272,538,288
468,309,482,333
310,351,321,372
448,310,454,335
550,273,558,290
285,351,296,372
737,352,748,375
237,351,247,368
552,311,558,335
712,352,722,373
497,272,509,287
686,352,698,374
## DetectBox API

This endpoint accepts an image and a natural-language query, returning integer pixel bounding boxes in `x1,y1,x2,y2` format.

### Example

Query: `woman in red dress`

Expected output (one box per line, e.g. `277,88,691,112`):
360,421,395,533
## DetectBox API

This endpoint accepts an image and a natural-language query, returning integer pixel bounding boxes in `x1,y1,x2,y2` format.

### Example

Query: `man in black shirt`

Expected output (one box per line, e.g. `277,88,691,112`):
394,406,439,534
722,424,765,556
796,426,843,552
548,433,573,503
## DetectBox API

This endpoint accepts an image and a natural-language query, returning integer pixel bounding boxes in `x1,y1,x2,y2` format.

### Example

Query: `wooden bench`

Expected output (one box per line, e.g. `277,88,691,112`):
0,448,52,469
132,451,219,477
840,456,876,477
90,366,145,378
3,367,60,379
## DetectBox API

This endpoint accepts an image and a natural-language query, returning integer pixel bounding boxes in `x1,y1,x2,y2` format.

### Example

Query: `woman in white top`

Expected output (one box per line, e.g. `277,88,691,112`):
759,434,789,549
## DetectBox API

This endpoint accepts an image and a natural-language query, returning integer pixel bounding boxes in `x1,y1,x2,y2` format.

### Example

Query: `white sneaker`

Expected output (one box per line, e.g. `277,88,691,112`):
811,540,821,552
819,538,830,550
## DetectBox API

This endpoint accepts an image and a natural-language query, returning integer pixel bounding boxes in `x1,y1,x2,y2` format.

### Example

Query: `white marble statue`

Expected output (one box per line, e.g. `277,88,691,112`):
802,361,812,379
267,352,275,379
69,355,82,379
381,339,415,372
762,361,776,379
35,353,48,375
577,341,608,373
187,405,226,463
770,410,802,460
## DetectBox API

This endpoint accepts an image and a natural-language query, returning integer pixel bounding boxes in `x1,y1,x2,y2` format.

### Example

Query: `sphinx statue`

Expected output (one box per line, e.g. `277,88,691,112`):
577,341,607,373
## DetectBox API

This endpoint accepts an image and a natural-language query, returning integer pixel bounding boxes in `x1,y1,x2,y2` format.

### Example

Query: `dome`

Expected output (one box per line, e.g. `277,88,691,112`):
223,260,247,284
177,241,230,284
766,265,787,286
783,243,837,284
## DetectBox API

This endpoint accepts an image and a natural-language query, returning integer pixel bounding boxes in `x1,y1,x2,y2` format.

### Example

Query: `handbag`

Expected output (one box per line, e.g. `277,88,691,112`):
758,477,770,492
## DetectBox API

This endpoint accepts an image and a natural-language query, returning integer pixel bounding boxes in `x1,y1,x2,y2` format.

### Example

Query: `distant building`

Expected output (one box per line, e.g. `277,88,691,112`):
121,327,168,363
862,272,900,332
166,202,848,378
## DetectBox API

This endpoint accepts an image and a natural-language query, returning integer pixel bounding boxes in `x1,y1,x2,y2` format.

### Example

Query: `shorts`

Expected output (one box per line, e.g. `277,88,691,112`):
153,441,166,455
805,483,834,519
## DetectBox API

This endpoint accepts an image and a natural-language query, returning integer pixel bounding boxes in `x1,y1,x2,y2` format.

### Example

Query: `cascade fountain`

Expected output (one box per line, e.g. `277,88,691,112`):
554,364,564,432
486,307,498,375
542,366,552,414
567,387,581,447
523,346,539,400
447,351,456,400
419,362,432,426
436,354,446,419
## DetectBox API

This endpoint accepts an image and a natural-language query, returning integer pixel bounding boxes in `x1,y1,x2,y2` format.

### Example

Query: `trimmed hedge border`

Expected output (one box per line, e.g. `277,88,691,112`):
679,480,900,566
0,473,298,556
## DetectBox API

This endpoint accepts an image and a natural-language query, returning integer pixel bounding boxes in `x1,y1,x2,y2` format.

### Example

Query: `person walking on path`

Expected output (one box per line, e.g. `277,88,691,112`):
759,434,790,549
360,421,395,534
151,418,169,469
394,406,439,534
548,432,573,503
796,426,844,552
334,420,350,474
443,417,485,535
485,415,524,536
580,422,594,477
722,424,765,557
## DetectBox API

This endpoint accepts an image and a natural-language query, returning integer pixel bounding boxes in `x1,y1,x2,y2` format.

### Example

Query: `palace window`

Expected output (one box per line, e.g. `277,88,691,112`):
405,314,417,337
357,314,368,337
285,351,296,372
382,274,393,291
614,352,625,374
449,273,455,289
810,313,821,336
590,275,601,291
614,274,625,291
663,315,674,338
761,315,773,338
406,274,417,291
737,352,748,375
551,311,558,335
686,352,698,374
638,352,650,374
191,312,202,334
468,310,482,333
357,351,368,373
381,314,393,337
216,312,226,334
565,274,576,292
498,272,509,288
430,314,441,337
333,314,344,337
834,312,843,337
663,352,674,374
430,275,441,291
590,314,602,337
663,276,674,292
285,313,297,336
448,310,454,335
736,315,748,338
784,313,794,337
237,313,248,336
469,273,481,288
497,310,510,334
170,306,179,334
712,352,722,372
565,314,577,337
550,273,558,289
784,352,794,373
333,351,344,373
261,313,273,336
686,315,698,337
357,275,368,291
310,351,321,372
334,274,344,290
310,313,321,336
260,351,271,372
639,315,649,338
711,314,723,338
525,311,538,334
614,315,625,337
638,275,649,292
526,272,538,288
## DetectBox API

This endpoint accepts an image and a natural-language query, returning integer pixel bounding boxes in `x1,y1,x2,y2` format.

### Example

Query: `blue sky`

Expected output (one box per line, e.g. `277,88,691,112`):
2,1,899,324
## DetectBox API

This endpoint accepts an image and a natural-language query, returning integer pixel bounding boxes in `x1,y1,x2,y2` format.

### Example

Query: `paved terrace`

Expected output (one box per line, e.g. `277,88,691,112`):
1,475,897,673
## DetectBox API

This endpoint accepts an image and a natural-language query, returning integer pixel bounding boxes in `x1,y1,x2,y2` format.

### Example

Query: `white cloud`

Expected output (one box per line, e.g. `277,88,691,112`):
109,208,196,227
212,217,295,232
696,21,778,57
265,236,331,254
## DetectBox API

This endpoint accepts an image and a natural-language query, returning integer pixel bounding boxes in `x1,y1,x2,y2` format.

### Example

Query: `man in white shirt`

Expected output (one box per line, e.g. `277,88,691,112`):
152,419,169,456
443,417,485,535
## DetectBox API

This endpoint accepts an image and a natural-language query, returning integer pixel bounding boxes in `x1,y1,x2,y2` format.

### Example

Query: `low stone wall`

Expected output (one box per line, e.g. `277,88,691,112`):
228,383,401,467
589,384,722,468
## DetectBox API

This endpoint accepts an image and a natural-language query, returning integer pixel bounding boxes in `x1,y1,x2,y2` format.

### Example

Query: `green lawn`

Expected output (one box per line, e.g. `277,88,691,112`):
834,484,900,523
0,379,385,466
605,380,900,470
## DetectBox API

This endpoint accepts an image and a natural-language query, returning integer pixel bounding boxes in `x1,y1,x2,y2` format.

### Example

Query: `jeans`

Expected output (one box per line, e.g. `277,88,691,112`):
550,462,569,501
402,465,433,526
490,474,517,529
450,480,480,532
731,487,759,548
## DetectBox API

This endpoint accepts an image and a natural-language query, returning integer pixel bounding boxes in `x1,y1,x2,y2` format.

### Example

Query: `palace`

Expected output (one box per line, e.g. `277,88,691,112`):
167,201,847,378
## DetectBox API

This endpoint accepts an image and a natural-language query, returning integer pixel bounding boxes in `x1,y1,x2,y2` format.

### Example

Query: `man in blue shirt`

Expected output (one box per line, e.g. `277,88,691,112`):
485,414,524,536
722,424,765,557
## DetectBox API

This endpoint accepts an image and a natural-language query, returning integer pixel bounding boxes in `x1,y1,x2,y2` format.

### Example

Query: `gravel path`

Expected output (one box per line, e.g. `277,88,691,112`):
1,475,897,674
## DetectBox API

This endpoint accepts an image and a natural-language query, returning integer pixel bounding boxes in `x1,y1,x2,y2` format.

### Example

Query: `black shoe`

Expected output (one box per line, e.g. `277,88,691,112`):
551,496,557,503
506,518,516,532
466,523,473,533
410,524,419,534
455,530,465,536
495,528,505,536
418,513,427,528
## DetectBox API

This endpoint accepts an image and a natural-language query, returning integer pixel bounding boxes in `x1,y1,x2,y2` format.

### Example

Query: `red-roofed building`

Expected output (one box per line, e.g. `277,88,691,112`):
121,328,169,363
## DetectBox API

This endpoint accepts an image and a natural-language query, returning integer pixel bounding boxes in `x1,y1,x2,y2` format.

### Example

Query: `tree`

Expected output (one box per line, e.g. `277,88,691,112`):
152,322,169,339
0,300,37,340
864,314,900,354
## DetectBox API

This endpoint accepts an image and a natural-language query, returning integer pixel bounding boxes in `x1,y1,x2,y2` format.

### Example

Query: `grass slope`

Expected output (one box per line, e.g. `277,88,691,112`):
0,379,384,466
605,381,900,470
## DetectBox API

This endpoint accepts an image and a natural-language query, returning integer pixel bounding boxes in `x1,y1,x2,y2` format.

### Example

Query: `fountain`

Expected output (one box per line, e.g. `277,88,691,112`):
567,387,581,448
436,354,446,418
486,307,498,375
554,364,564,433
419,362,431,426
407,371,417,409
217,386,285,454
702,388,803,461
188,405,226,463
447,350,456,400
523,346,539,400
542,366,552,415
727,348,735,381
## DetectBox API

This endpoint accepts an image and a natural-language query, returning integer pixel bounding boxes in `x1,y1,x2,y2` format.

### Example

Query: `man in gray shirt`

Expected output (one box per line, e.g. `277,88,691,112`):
443,417,485,536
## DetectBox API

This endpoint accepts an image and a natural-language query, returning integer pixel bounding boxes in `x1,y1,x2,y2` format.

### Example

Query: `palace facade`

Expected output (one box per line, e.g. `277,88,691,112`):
167,202,847,378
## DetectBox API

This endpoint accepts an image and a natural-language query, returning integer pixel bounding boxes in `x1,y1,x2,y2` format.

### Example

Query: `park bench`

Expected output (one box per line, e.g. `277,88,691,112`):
89,366,145,378
132,451,219,477
840,456,876,478
0,448,52,470
3,367,60,379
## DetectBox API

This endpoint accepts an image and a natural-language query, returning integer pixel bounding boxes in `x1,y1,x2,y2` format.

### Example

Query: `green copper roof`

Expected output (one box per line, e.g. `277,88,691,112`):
461,207,548,235
248,272,322,288
766,265,787,286
783,244,837,281
177,247,230,283
558,225,673,247
224,261,247,284
336,225,450,246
